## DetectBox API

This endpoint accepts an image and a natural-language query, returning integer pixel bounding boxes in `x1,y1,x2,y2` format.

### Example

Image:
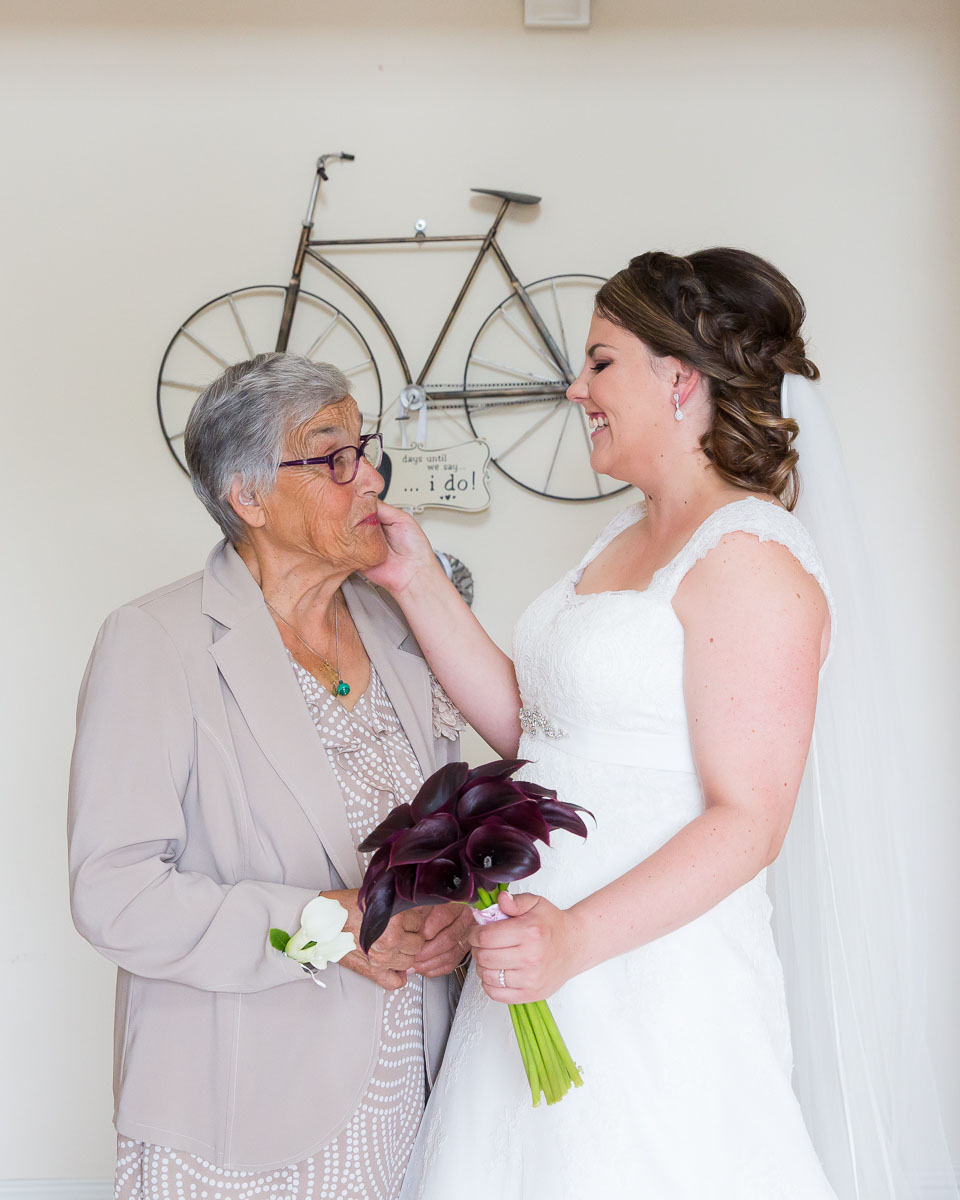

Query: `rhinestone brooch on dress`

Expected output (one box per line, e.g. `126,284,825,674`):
519,704,566,740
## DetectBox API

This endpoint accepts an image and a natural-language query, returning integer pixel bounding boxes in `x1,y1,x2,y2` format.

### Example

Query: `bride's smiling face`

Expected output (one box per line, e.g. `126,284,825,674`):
566,313,678,485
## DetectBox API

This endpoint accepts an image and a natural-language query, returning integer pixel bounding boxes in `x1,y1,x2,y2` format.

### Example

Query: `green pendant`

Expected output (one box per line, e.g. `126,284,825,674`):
336,680,351,697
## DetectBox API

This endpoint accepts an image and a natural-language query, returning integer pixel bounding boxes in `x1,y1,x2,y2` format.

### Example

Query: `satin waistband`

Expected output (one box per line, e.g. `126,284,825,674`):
519,704,697,774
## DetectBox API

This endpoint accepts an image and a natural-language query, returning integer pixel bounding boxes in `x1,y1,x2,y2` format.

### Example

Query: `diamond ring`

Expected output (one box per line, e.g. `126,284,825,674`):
498,968,506,988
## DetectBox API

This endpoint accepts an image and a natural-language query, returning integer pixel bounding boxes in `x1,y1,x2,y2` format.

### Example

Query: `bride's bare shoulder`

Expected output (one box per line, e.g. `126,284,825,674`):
674,529,830,662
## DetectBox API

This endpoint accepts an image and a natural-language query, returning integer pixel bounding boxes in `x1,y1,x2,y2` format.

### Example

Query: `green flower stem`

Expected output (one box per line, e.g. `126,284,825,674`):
520,1003,550,1105
517,1002,554,1105
524,1002,555,1101
528,1001,566,1102
510,1004,545,1104
509,1003,539,1106
544,1007,571,1098
508,998,532,1094
536,1000,584,1089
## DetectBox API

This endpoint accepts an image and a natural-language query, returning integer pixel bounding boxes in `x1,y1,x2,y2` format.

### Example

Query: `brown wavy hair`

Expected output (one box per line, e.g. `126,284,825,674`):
594,248,818,510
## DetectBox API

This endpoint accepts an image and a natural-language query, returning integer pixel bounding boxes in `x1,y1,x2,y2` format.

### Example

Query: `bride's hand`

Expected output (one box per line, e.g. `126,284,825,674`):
363,501,442,597
470,891,586,1004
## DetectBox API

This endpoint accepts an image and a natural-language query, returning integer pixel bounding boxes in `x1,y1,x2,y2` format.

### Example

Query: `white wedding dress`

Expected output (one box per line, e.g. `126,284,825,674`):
401,497,838,1200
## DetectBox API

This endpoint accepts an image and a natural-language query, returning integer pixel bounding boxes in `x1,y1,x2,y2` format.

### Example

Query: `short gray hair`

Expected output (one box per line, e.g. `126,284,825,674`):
184,352,351,543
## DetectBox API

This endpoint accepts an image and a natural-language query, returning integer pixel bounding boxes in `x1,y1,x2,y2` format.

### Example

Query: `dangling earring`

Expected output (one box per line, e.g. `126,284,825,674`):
673,392,684,422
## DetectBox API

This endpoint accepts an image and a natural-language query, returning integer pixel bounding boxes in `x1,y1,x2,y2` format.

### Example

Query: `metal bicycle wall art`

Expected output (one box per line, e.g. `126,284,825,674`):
157,151,625,506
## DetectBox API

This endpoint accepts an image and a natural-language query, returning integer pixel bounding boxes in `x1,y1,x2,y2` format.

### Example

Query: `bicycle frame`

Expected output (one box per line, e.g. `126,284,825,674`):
274,156,574,413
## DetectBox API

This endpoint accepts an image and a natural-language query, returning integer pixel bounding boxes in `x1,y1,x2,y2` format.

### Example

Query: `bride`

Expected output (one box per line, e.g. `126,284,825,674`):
368,249,954,1198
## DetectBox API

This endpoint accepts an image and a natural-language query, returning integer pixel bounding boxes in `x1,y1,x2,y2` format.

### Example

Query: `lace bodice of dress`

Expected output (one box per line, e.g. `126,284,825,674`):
513,497,835,757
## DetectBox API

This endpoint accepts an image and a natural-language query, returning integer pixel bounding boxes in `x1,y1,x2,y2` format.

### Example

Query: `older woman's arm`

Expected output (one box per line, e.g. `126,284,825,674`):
70,606,340,993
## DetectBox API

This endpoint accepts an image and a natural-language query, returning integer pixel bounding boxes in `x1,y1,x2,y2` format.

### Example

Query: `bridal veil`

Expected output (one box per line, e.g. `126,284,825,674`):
769,374,957,1198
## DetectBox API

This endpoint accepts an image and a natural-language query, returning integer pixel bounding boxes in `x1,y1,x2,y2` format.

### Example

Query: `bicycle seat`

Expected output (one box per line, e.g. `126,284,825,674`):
471,188,541,206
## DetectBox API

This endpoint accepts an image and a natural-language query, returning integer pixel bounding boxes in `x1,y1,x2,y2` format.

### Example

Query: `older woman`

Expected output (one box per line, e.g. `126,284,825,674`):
68,353,473,1200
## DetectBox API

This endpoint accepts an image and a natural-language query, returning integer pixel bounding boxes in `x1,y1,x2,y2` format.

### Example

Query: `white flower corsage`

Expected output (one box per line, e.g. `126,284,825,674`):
269,896,355,987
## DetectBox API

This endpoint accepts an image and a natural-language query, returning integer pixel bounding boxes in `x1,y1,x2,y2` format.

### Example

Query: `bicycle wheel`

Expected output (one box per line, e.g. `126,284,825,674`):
463,274,629,502
157,285,383,475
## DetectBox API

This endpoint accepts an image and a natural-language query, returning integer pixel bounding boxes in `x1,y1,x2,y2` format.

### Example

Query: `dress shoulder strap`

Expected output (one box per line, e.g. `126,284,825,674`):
655,497,837,628
575,500,646,574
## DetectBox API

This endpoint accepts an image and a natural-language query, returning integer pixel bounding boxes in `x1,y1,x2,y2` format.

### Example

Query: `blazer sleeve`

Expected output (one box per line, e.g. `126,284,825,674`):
68,605,321,993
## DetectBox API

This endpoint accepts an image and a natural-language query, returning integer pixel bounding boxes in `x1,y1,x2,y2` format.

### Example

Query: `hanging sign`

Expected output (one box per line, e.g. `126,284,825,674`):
383,440,492,513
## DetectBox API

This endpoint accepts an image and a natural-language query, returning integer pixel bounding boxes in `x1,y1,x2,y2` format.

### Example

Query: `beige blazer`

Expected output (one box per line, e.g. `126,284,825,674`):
68,541,461,1170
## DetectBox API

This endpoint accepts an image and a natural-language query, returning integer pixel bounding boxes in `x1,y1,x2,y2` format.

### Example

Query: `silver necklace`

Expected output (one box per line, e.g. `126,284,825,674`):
265,594,351,697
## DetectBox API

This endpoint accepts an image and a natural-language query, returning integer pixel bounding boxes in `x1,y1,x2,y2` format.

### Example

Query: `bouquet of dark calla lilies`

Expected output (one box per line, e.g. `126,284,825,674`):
357,758,592,1106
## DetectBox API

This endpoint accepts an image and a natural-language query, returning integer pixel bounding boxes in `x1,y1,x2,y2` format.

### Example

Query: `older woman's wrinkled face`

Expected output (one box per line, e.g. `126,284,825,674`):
260,396,387,573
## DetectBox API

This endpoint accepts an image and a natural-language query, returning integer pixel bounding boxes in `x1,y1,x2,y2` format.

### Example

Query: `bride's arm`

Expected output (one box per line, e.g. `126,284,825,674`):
365,502,523,759
470,533,830,1002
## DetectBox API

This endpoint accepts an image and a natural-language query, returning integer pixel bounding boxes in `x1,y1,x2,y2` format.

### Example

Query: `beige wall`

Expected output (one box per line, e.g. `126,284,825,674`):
1,0,957,1180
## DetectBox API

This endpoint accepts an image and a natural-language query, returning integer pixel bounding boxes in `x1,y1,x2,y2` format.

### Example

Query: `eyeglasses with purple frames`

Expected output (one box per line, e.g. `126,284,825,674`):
278,432,383,485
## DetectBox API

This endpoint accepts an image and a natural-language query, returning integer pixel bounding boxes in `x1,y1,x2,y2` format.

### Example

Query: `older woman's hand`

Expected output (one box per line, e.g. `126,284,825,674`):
322,889,428,991
413,903,475,978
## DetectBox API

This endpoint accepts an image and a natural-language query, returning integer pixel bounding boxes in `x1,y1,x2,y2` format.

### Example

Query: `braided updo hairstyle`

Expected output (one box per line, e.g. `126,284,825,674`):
594,248,818,510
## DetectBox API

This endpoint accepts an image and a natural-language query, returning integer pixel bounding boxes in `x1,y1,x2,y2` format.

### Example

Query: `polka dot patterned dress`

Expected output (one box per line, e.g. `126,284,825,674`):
115,656,433,1200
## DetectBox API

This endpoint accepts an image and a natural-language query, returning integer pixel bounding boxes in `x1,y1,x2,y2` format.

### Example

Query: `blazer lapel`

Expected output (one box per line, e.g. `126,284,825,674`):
203,543,361,889
342,577,436,783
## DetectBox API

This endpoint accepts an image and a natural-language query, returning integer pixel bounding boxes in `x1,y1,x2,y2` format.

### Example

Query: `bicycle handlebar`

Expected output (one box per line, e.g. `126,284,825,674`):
317,151,355,174
306,153,355,223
